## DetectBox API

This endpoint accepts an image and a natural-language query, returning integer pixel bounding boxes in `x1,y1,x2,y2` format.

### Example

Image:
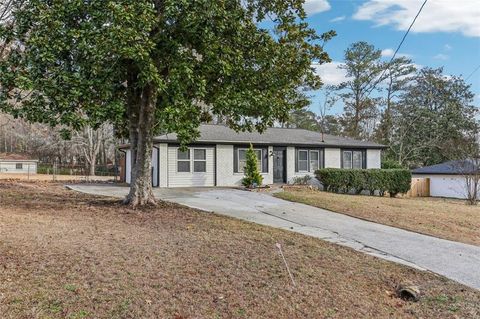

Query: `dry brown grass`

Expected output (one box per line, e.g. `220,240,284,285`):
0,181,479,318
276,188,480,246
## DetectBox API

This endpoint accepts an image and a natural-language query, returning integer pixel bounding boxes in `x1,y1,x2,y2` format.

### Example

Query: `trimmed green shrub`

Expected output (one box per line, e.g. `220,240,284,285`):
315,168,411,197
242,144,263,187
386,169,411,197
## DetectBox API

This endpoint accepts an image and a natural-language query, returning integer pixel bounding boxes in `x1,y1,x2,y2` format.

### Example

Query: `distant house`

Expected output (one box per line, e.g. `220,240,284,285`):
0,153,38,174
119,124,386,187
412,160,479,199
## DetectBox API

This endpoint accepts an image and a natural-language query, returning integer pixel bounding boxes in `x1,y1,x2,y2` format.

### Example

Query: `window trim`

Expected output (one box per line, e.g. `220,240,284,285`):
15,163,23,170
177,148,191,173
297,149,309,172
309,150,320,173
341,149,366,169
296,148,324,173
237,148,263,174
193,148,207,173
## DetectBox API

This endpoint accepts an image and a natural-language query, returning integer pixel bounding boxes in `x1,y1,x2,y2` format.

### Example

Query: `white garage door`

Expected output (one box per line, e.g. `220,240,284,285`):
429,175,468,199
167,146,215,187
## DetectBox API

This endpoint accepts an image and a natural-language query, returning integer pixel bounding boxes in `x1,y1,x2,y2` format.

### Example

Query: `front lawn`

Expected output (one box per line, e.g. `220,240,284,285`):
276,188,480,246
1,182,479,318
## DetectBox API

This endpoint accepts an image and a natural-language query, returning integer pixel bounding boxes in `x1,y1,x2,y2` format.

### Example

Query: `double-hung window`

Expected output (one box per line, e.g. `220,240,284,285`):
177,148,208,173
16,163,23,170
309,150,320,171
342,150,365,169
177,149,190,172
193,149,206,172
297,150,309,172
237,148,262,173
296,149,322,172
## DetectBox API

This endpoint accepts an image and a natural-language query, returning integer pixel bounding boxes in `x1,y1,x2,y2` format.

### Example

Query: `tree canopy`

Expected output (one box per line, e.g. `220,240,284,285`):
0,0,334,205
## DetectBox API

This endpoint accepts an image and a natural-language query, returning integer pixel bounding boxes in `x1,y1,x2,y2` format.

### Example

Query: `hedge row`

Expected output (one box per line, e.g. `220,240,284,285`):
315,168,411,197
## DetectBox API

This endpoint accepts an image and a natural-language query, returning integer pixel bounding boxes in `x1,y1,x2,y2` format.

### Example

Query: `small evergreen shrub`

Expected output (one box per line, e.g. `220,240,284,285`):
315,168,411,197
242,144,263,187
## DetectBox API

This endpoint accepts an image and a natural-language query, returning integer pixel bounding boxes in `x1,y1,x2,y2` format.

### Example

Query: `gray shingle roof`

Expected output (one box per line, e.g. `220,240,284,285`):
153,124,386,148
412,160,480,175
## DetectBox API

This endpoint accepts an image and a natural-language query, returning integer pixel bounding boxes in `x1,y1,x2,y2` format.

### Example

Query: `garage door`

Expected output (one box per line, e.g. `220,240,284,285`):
167,146,215,187
430,175,467,199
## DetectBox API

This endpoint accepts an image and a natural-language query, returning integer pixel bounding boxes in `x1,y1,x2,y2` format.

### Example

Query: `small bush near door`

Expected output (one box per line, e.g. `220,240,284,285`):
242,144,263,187
315,168,411,197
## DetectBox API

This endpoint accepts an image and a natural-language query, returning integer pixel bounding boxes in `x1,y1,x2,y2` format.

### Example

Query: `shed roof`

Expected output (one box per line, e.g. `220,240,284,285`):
412,159,480,175
0,153,39,161
152,124,386,148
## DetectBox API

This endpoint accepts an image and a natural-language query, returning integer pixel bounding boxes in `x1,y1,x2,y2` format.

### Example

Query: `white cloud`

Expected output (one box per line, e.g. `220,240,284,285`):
444,44,452,51
434,53,449,60
304,0,331,15
313,61,349,86
381,48,395,57
353,0,480,37
381,48,412,58
330,15,346,22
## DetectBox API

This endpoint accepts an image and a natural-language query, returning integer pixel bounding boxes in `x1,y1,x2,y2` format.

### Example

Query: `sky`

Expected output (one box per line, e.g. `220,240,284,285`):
298,0,480,114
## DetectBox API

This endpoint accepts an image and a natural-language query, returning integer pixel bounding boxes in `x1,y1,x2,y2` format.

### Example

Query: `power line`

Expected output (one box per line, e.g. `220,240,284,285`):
465,64,480,82
366,0,428,96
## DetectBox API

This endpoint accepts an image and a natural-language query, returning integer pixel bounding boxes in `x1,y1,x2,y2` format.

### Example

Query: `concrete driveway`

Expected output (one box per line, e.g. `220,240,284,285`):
68,184,480,290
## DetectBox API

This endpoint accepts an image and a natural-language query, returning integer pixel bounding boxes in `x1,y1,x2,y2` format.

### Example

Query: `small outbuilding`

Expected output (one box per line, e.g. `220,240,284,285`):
412,160,479,199
0,153,38,174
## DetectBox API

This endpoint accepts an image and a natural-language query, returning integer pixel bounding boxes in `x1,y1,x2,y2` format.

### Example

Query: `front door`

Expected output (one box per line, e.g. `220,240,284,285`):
273,147,286,183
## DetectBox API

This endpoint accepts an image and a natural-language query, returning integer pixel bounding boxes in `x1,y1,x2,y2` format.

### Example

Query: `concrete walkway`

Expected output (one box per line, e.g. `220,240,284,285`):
67,184,480,290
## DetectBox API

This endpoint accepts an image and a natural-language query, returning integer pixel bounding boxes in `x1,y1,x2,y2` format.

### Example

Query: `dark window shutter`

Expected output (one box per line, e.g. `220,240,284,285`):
233,146,238,173
295,148,298,172
262,148,268,173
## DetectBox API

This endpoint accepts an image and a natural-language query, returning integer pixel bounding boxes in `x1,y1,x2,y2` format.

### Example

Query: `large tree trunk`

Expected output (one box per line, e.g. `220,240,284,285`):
124,82,157,207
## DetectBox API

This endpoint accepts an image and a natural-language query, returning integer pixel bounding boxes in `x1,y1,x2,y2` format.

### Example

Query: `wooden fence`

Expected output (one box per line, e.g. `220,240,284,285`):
407,178,430,197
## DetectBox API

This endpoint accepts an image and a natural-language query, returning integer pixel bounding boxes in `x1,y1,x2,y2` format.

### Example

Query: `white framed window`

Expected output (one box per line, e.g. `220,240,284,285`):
342,150,364,169
297,150,309,172
238,148,262,173
177,149,190,172
16,163,23,170
193,149,206,172
309,150,320,172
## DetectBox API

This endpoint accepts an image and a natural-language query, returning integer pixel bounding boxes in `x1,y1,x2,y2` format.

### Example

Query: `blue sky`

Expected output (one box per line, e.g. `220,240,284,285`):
300,0,480,114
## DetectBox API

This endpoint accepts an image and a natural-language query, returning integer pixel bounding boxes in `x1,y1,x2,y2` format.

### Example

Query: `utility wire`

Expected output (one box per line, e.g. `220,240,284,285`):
465,64,480,82
366,0,428,96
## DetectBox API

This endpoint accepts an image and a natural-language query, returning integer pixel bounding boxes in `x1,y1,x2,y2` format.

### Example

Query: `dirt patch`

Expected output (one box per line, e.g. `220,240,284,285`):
1,181,479,318
276,188,480,246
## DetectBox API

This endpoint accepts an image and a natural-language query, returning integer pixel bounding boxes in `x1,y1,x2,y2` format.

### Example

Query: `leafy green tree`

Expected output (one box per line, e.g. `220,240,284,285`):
337,42,386,139
242,144,263,187
390,68,479,167
0,0,334,206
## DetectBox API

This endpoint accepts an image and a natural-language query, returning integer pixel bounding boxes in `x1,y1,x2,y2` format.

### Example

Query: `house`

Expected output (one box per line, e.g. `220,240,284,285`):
0,153,38,174
120,124,386,187
412,160,479,199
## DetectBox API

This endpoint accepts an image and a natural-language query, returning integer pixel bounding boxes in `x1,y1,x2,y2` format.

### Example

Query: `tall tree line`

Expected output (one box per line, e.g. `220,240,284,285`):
283,41,479,168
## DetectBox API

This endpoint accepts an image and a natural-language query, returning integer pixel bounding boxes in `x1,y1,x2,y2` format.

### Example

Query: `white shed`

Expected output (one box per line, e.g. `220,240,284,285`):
0,154,38,174
412,160,479,199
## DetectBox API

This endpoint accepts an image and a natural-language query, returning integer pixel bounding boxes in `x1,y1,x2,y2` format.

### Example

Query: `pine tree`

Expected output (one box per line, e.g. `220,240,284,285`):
242,144,263,187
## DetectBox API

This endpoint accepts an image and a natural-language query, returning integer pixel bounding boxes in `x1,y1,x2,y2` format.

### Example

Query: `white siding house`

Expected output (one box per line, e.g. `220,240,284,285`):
412,160,479,199
121,125,385,187
0,154,38,174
